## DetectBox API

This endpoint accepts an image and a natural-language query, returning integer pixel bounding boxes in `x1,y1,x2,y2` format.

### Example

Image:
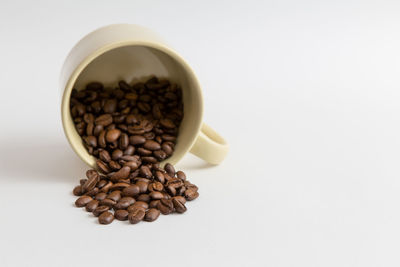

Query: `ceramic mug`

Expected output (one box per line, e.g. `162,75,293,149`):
60,24,229,168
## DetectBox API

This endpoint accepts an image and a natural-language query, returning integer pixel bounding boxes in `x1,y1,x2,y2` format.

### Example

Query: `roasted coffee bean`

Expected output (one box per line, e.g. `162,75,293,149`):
82,175,98,192
98,130,107,148
119,133,129,149
153,150,167,161
96,160,110,174
164,163,175,177
148,182,163,192
109,182,130,191
123,145,135,155
111,149,123,160
160,118,175,129
137,194,151,202
149,200,160,208
93,124,103,136
129,135,146,145
85,200,99,212
84,136,97,147
83,113,94,124
106,129,121,143
93,205,110,217
136,181,149,194
73,185,83,196
95,114,113,126
176,171,186,181
107,190,122,202
128,208,145,224
86,123,94,136
95,192,107,201
80,179,87,186
185,189,199,201
103,99,117,113
96,179,107,189
114,197,135,209
128,201,148,211
115,210,129,221
110,166,130,182
99,150,111,162
137,147,152,156
100,198,116,207
166,185,176,196
139,165,152,178
125,92,138,100
124,160,139,171
157,199,174,215
161,134,176,142
167,178,184,188
143,131,155,140
161,143,173,155
75,196,93,207
109,160,121,170
172,196,186,205
122,185,140,197
144,208,160,222
85,187,99,197
100,181,113,193
172,198,187,213
154,171,165,184
142,156,157,163
143,140,161,151
149,191,164,200
99,211,114,224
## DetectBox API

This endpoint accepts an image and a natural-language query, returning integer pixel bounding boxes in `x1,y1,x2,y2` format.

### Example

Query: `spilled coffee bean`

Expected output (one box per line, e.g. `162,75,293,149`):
72,77,199,225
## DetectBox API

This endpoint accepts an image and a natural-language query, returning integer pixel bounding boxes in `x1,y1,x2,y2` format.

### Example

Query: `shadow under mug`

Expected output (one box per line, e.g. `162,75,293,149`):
60,24,229,168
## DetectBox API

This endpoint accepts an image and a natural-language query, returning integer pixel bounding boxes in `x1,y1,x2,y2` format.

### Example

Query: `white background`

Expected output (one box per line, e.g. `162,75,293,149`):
1,0,400,266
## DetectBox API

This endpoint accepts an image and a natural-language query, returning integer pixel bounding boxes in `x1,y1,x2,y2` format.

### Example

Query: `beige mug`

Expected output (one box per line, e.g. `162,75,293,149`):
60,24,229,168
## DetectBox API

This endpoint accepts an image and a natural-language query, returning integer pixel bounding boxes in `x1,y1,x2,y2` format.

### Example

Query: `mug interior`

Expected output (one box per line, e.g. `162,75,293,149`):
63,44,203,168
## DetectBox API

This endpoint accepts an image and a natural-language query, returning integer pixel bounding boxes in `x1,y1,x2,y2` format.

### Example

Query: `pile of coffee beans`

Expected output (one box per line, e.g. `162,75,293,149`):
70,77,199,224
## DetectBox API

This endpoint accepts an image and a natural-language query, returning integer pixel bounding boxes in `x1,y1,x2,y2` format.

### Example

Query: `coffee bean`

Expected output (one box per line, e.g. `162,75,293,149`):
96,179,107,189
75,196,93,207
172,198,187,213
176,171,186,181
93,205,110,217
73,185,83,196
124,160,139,171
109,182,130,191
157,199,174,215
106,129,121,143
84,136,97,147
115,210,129,221
136,180,149,193
149,191,164,200
107,190,122,202
114,197,135,209
103,99,117,113
172,196,186,205
98,130,107,148
123,145,135,155
82,175,98,192
122,185,140,197
154,150,167,161
111,149,123,160
161,134,176,142
83,113,94,124
110,166,130,182
137,194,151,202
128,208,145,224
86,123,94,136
185,189,199,201
129,135,146,145
149,200,160,208
99,150,111,162
95,114,113,126
154,171,165,184
148,182,163,192
85,187,99,197
85,200,99,212
128,201,148,211
164,163,175,177
100,198,116,207
119,133,129,149
99,211,114,224
95,192,107,201
143,140,161,151
139,165,152,178
160,118,175,129
125,92,138,100
93,124,103,136
96,160,110,174
142,156,157,163
100,181,113,193
109,160,121,170
137,147,152,156
161,143,173,155
144,208,160,222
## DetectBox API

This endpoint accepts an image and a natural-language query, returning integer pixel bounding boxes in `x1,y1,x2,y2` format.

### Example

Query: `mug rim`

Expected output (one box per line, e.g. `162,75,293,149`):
61,39,204,167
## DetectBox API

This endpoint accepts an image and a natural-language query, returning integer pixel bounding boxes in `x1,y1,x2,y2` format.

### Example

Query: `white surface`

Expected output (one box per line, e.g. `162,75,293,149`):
1,0,400,266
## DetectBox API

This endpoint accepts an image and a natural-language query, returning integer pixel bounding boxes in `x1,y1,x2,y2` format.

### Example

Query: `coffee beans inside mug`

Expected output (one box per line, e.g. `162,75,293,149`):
71,77,199,225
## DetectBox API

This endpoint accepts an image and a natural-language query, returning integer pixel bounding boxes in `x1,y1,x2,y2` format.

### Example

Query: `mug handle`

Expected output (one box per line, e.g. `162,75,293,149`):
189,123,229,165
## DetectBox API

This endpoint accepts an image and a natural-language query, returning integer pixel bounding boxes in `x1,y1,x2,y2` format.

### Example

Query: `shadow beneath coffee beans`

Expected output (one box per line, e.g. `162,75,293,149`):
0,136,87,184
